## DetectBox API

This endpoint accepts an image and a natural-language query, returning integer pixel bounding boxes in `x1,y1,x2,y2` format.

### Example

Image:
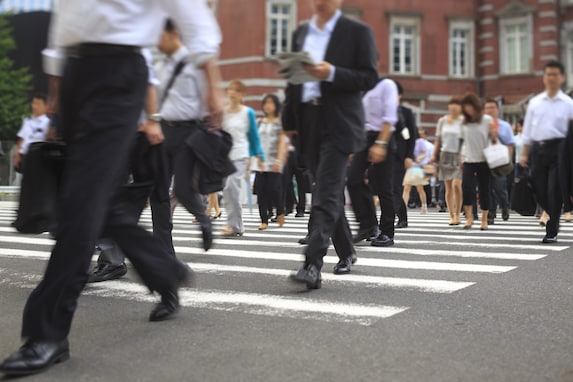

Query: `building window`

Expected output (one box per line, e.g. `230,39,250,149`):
266,0,296,56
390,17,420,75
449,21,474,78
499,17,532,74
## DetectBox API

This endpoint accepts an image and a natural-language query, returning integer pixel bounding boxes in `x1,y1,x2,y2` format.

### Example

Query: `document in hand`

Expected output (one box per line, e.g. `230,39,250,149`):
275,51,319,85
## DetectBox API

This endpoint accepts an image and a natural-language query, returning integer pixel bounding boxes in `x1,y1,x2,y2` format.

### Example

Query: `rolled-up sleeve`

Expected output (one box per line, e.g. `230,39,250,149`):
166,0,222,66
380,80,399,126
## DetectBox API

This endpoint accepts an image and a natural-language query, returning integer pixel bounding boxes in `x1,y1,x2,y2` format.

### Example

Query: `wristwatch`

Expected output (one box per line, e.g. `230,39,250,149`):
374,140,388,147
147,113,162,123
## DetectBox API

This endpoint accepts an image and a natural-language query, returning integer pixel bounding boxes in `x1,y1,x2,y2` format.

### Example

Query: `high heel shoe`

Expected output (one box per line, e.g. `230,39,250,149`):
211,211,222,220
221,226,243,237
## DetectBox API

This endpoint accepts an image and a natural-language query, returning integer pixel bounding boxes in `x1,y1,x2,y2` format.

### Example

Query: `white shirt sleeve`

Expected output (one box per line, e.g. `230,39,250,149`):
521,98,535,146
162,0,222,66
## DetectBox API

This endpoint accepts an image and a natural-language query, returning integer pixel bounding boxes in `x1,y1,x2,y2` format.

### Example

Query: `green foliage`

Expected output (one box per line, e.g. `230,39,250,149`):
0,15,32,140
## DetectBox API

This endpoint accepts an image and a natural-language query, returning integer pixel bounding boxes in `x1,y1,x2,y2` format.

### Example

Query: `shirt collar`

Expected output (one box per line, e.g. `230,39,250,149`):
309,9,342,33
169,45,189,64
542,90,567,101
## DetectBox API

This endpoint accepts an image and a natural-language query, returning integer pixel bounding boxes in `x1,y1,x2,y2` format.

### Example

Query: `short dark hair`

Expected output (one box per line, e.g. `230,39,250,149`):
394,80,404,96
517,119,524,126
461,93,483,123
484,98,499,108
544,60,565,75
32,92,47,103
164,18,177,32
261,94,281,117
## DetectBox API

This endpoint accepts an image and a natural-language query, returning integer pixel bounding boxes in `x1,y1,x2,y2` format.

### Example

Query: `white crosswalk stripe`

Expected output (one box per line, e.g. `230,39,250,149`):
0,201,569,326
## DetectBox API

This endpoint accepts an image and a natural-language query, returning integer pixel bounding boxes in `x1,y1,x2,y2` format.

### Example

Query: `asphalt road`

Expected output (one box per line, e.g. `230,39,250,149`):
0,200,572,382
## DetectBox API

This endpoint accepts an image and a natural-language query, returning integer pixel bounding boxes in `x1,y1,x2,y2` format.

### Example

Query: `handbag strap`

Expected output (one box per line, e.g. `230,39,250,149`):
160,61,186,109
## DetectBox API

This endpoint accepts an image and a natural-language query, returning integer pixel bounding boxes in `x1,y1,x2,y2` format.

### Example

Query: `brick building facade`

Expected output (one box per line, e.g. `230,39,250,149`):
213,0,573,133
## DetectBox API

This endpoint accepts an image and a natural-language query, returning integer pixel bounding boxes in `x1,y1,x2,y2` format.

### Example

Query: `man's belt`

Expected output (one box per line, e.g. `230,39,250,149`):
536,138,563,147
67,43,141,58
161,119,203,128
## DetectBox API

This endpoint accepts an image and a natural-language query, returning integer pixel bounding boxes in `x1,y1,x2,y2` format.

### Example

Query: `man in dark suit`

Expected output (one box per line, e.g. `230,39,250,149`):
283,0,378,289
393,82,418,228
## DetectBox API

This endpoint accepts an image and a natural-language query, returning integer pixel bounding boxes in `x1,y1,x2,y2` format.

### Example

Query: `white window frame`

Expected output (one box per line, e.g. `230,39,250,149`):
265,0,297,57
567,32,573,87
499,16,532,74
389,17,420,76
449,20,474,78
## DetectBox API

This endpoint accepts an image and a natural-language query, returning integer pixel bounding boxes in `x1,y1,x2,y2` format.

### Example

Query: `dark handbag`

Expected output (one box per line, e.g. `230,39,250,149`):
510,172,536,216
14,141,66,234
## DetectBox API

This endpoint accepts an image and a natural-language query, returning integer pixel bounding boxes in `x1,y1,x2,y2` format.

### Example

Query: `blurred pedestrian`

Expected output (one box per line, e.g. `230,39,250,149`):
460,93,497,230
221,79,265,237
519,61,573,243
0,0,223,376
13,93,50,174
431,96,463,225
254,94,287,230
284,0,378,288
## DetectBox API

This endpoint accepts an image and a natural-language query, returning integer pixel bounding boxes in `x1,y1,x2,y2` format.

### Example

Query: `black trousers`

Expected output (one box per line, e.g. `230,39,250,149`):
282,150,306,214
347,132,395,238
393,157,408,223
255,171,284,224
163,123,209,228
98,140,175,266
530,140,563,237
21,53,183,341
462,162,491,210
300,104,354,270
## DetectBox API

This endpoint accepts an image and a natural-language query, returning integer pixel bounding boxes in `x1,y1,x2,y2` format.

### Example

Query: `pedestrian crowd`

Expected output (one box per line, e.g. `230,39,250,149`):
2,0,573,377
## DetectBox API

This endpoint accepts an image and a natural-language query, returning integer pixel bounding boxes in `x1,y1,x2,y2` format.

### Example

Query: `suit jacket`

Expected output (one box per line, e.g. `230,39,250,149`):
282,15,378,155
394,105,418,163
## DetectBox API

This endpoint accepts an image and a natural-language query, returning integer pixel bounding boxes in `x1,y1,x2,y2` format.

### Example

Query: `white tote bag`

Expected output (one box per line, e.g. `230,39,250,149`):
483,142,510,169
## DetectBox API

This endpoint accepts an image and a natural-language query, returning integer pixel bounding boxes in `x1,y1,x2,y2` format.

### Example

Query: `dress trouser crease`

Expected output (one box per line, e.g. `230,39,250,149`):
22,53,181,341
301,104,354,270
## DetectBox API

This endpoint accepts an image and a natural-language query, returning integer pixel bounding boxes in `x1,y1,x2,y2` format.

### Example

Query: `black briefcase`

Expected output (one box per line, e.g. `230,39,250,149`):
14,141,66,234
510,174,536,216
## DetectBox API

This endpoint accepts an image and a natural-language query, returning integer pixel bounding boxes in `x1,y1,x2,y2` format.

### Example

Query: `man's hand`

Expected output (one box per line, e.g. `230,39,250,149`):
404,157,413,169
13,152,21,168
368,145,387,164
272,160,282,173
141,121,164,145
47,76,61,116
303,61,333,80
519,154,528,168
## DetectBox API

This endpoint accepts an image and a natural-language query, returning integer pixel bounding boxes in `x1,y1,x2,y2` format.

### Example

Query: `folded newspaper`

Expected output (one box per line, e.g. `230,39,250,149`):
275,51,319,85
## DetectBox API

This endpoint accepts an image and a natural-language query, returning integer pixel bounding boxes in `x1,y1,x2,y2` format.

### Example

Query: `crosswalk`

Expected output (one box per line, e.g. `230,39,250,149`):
0,200,570,326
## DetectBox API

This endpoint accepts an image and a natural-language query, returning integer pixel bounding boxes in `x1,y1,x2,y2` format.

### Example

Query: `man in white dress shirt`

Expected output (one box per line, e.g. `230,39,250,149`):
0,0,223,376
12,93,50,173
520,61,573,244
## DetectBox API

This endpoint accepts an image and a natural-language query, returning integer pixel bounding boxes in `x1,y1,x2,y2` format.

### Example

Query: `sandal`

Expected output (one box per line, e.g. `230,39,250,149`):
221,226,243,237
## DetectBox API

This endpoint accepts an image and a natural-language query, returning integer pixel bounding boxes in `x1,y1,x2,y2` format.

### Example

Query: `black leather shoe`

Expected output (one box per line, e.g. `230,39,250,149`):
371,234,394,247
333,257,352,275
542,235,558,244
87,263,127,283
366,227,380,241
0,339,69,376
270,216,278,223
295,212,305,218
298,235,310,245
201,222,213,251
395,221,408,229
502,209,509,221
351,253,358,265
289,264,321,289
487,218,495,225
353,226,377,243
149,261,193,322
